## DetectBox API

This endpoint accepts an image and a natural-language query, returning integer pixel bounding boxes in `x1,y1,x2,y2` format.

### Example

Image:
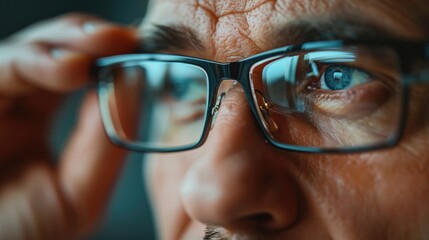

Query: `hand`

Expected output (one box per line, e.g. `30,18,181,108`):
0,13,138,239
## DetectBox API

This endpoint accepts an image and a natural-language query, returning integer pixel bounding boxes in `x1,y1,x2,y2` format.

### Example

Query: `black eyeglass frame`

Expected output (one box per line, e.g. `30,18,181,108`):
95,40,429,154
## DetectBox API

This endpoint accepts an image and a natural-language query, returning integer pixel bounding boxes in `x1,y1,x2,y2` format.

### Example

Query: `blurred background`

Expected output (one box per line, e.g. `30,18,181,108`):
0,0,156,239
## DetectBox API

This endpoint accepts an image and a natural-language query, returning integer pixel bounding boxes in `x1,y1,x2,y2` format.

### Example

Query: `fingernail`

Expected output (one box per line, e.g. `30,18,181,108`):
51,48,64,59
82,22,97,34
51,48,73,59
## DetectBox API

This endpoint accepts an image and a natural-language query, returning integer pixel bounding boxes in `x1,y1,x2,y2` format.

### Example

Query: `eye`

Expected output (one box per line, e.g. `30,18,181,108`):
163,76,207,124
306,63,394,119
320,65,371,91
170,79,192,99
168,77,206,101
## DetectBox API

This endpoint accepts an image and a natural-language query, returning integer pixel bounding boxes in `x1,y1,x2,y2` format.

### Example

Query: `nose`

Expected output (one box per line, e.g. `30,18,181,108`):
180,85,299,232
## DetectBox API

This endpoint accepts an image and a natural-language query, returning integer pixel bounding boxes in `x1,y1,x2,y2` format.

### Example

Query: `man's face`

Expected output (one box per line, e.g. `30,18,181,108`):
140,0,429,239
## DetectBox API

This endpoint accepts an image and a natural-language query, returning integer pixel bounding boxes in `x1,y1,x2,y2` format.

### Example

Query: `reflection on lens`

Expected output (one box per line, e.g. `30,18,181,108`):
250,46,403,149
105,61,209,149
321,65,371,90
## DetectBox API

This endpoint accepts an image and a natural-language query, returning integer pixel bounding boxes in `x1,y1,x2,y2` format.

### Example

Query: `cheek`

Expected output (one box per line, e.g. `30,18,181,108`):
145,151,199,199
361,152,429,237
145,151,203,239
297,138,429,237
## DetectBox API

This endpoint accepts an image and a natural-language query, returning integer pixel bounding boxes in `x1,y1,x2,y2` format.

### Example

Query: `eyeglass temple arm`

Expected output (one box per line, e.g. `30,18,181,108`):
404,44,429,85
405,69,429,85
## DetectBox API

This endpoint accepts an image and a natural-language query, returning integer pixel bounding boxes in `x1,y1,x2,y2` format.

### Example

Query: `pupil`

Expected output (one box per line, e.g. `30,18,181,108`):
324,65,352,90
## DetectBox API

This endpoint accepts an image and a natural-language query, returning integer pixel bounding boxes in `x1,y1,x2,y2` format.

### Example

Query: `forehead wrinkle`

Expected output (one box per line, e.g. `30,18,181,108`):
211,13,264,61
194,0,275,60
197,0,276,18
195,0,337,60
143,0,428,61
142,0,343,60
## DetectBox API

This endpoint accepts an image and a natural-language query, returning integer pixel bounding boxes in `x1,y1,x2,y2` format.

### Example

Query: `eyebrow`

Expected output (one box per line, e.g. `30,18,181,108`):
138,24,205,53
138,18,394,54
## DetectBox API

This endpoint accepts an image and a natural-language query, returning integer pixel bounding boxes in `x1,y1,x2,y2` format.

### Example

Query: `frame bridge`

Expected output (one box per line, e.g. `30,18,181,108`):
215,62,242,82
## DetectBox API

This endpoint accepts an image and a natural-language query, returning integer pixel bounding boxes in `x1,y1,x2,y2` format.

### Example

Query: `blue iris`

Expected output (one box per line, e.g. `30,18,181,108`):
170,79,191,99
323,65,353,90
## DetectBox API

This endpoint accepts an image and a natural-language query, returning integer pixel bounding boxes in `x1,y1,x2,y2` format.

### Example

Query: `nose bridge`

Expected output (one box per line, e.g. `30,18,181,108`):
208,60,277,154
179,54,302,233
209,61,259,139
180,80,299,231
212,61,253,117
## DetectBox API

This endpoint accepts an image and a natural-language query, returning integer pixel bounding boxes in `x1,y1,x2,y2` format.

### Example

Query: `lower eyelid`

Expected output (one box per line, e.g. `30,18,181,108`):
173,110,206,124
307,81,392,119
171,98,207,124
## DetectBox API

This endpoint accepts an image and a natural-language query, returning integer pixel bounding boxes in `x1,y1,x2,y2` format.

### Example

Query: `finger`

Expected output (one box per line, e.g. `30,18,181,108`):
0,160,74,240
59,90,127,236
0,15,138,95
0,91,62,163
9,12,138,57
0,42,92,94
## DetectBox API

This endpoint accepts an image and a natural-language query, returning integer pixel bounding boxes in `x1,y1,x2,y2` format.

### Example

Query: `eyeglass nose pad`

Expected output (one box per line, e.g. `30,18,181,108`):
254,90,279,133
210,92,226,129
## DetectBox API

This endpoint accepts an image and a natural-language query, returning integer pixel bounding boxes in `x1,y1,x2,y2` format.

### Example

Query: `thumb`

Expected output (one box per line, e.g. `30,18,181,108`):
59,90,127,236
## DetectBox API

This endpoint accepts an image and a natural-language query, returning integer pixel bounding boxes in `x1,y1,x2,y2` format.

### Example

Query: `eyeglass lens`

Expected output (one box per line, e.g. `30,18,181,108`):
249,45,403,149
105,62,209,149
103,45,404,151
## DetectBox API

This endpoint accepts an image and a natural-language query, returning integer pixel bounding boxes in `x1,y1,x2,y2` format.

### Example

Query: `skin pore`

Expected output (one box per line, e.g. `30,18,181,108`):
140,0,429,240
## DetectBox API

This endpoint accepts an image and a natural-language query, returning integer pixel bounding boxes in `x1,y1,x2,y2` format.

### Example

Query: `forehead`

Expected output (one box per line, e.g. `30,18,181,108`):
142,0,428,60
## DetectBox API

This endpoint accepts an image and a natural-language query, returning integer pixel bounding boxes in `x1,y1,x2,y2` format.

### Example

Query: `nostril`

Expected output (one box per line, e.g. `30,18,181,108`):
248,213,273,224
229,213,280,232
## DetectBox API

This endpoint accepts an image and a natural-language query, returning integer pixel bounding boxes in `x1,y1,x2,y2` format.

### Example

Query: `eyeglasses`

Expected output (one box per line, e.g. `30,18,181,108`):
95,40,429,153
